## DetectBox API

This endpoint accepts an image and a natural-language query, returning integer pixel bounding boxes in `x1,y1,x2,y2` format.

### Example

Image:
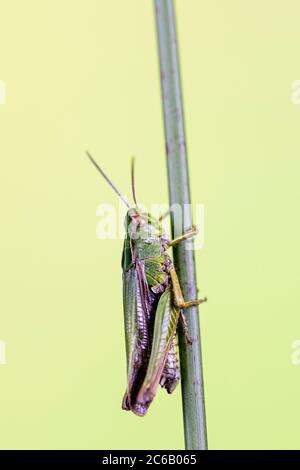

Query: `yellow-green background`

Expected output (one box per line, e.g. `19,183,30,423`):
0,0,299,450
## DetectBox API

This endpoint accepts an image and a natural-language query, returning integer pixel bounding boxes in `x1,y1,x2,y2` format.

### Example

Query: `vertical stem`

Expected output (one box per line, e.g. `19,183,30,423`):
154,0,208,450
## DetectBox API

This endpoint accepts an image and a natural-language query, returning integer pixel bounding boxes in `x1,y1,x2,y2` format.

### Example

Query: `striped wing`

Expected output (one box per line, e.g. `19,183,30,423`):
121,263,152,416
136,288,180,410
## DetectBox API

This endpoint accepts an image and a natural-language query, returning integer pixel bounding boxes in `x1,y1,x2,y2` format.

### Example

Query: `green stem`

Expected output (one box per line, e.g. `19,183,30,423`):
153,0,208,450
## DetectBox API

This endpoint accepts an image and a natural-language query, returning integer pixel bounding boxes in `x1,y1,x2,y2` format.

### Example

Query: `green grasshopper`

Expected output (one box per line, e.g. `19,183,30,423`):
87,152,206,416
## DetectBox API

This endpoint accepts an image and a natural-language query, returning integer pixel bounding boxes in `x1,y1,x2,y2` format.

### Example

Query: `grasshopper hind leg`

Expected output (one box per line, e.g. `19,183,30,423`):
179,311,193,344
168,265,207,310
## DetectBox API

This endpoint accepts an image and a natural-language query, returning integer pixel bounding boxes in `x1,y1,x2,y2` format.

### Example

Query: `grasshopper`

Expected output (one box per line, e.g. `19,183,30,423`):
87,152,206,416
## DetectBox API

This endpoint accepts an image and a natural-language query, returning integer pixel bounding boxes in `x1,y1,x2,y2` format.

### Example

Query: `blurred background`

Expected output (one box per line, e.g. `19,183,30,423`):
0,0,299,449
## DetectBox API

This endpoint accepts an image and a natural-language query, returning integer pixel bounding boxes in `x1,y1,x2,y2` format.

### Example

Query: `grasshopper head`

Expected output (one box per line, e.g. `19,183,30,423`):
126,207,147,226
125,207,162,240
124,207,147,235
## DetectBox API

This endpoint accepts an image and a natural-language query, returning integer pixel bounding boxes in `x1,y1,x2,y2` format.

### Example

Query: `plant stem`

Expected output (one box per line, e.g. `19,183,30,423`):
153,0,208,450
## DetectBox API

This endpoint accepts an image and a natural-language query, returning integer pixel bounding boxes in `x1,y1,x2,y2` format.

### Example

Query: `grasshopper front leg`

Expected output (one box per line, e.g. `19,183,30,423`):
167,225,198,247
159,208,172,222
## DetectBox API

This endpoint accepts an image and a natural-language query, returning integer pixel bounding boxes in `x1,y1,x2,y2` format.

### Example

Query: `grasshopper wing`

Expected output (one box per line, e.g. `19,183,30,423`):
122,265,151,416
136,288,180,411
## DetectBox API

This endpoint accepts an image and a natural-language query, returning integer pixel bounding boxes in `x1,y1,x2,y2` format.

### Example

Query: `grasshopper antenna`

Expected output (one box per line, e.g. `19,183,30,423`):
86,151,130,209
131,157,138,207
